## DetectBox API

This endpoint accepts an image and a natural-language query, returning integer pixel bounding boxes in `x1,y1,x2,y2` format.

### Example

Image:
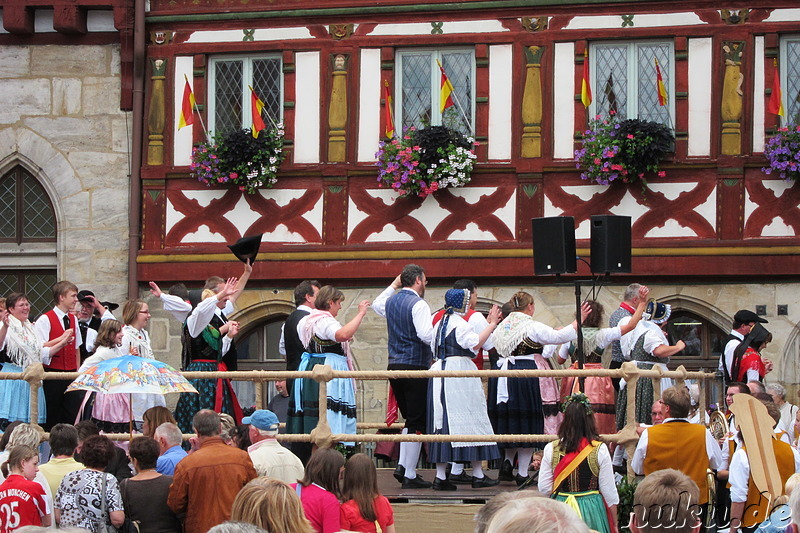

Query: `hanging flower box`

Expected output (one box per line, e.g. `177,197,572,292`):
191,124,285,194
574,113,675,186
375,125,477,198
763,124,800,182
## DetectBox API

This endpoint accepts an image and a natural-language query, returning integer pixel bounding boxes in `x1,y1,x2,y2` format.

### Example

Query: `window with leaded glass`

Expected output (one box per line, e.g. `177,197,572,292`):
0,166,56,245
591,42,674,126
0,271,57,319
780,36,800,124
395,49,475,135
208,55,283,135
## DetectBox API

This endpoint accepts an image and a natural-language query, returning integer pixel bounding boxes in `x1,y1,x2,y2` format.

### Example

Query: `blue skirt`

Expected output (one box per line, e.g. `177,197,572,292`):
0,364,46,424
287,352,356,439
487,359,543,448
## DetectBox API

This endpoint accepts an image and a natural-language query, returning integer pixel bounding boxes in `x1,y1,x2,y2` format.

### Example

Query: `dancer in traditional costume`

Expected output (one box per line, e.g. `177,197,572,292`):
175,277,243,434
731,323,772,384
538,393,618,533
287,286,370,439
556,286,649,435
427,289,501,490
489,292,590,487
615,301,685,429
0,293,72,425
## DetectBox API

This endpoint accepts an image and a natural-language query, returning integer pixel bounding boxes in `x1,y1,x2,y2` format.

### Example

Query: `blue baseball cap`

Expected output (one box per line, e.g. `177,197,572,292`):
242,410,280,431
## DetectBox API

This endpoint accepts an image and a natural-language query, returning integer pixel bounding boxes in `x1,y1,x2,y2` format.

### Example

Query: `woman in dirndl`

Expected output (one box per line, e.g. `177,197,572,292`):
615,301,685,430
489,291,590,487
427,288,501,490
287,286,370,439
0,293,72,425
557,286,649,435
538,393,619,533
174,277,243,434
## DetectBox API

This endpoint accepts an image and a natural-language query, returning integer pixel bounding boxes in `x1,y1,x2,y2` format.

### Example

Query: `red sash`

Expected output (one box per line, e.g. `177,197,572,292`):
193,359,244,423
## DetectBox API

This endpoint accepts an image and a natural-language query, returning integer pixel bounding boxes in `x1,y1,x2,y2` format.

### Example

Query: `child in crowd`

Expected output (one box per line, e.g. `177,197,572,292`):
340,454,395,533
0,445,51,531
292,448,343,533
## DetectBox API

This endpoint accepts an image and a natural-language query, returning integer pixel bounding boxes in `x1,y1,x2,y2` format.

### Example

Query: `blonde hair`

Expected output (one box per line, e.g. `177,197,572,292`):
486,497,589,533
7,424,42,450
231,478,314,533
509,291,534,312
201,288,216,301
632,469,701,533
122,299,146,326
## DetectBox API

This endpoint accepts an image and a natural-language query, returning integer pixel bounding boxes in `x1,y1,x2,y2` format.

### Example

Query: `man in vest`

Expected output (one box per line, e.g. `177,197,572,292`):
728,399,800,533
373,264,435,489
279,279,320,463
632,386,723,530
608,283,642,391
76,290,116,363
720,310,767,387
34,280,81,430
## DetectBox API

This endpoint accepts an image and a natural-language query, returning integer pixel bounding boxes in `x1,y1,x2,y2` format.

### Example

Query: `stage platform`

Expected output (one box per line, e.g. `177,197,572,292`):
377,468,534,532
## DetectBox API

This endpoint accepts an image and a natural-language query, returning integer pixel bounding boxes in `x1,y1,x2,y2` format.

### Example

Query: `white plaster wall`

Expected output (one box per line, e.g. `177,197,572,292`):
488,44,512,160
688,38,712,157
294,52,321,164
357,49,381,163
565,13,704,30
753,36,766,154
553,42,575,159
186,27,313,44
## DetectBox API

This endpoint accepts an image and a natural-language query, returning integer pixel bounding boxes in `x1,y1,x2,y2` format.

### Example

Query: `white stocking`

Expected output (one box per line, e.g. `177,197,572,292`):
436,463,448,480
471,460,484,479
517,448,533,476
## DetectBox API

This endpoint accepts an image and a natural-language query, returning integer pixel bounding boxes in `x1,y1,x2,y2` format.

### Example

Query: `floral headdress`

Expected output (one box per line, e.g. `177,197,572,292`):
561,392,593,414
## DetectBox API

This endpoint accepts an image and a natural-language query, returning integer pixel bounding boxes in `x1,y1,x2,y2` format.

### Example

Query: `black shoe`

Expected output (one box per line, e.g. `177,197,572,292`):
448,472,473,485
432,477,458,491
471,475,500,489
402,475,432,489
393,465,406,484
498,459,514,482
516,475,536,491
514,474,530,487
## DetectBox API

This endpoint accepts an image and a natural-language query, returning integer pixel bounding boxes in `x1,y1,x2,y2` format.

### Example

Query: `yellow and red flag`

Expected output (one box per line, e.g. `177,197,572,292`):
383,80,395,138
250,86,267,138
654,58,668,106
767,59,785,116
178,75,195,130
438,60,455,113
581,50,592,108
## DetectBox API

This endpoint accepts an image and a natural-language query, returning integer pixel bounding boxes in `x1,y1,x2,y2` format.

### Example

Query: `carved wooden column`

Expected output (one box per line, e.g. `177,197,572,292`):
720,41,745,156
328,54,348,162
147,58,167,165
521,45,544,158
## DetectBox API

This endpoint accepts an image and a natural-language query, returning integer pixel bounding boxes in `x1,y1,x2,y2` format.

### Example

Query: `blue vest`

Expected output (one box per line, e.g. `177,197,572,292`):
385,289,432,367
436,326,473,360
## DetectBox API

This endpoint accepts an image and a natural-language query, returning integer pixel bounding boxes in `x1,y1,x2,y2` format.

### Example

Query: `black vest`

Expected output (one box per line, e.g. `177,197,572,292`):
722,332,741,382
181,312,237,370
284,308,310,371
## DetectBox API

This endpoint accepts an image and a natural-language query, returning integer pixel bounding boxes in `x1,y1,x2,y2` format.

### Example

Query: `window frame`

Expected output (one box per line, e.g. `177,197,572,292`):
394,47,477,135
779,34,800,124
589,40,676,127
207,54,284,135
0,166,57,245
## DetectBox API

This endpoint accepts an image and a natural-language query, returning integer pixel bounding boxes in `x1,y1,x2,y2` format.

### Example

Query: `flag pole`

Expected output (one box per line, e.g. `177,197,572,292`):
185,74,210,143
249,85,278,131
437,60,472,133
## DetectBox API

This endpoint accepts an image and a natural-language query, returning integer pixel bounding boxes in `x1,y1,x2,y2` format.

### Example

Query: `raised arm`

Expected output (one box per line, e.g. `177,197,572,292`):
229,260,252,304
619,286,650,336
335,300,371,342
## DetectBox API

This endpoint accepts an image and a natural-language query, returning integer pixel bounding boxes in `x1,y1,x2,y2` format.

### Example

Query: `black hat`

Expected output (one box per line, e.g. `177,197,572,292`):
228,234,262,264
77,290,95,302
101,301,119,312
734,309,768,324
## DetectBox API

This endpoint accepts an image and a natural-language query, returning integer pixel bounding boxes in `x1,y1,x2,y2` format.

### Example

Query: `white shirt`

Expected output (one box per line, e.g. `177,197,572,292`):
631,418,723,475
720,330,745,377
186,295,232,355
466,311,494,351
728,443,800,502
297,313,341,343
248,438,305,484
430,314,480,356
538,440,619,506
278,304,314,356
556,326,622,362
779,402,799,435
35,307,82,350
372,286,434,345
160,293,193,323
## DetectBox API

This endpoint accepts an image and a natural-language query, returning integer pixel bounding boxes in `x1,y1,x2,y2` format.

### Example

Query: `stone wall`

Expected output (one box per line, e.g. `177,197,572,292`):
144,280,800,425
0,44,131,303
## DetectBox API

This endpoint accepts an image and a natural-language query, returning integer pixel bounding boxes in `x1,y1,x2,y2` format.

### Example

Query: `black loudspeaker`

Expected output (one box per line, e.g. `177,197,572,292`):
590,215,632,273
531,217,577,275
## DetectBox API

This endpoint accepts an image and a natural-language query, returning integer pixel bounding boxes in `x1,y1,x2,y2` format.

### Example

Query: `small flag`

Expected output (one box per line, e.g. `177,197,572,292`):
604,72,618,115
178,75,195,130
438,60,455,113
767,59,785,117
383,80,395,138
655,58,668,107
581,50,592,108
250,86,267,138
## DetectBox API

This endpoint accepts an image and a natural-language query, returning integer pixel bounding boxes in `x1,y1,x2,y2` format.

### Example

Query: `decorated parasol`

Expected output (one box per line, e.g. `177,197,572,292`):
67,355,197,437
